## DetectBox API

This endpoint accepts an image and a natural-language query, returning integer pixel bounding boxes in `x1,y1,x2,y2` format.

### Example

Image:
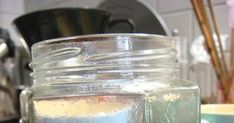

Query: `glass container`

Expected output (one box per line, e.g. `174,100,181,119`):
20,34,200,123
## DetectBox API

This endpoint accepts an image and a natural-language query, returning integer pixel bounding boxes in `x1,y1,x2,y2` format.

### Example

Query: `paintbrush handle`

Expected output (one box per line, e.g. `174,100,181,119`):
207,0,228,76
231,29,234,76
191,0,229,98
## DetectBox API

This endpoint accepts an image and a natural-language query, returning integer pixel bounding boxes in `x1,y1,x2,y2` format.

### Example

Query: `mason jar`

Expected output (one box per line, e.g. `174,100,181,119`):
20,34,200,123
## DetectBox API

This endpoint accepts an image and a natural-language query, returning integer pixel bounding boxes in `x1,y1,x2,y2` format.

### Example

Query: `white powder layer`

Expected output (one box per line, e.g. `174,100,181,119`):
34,96,131,118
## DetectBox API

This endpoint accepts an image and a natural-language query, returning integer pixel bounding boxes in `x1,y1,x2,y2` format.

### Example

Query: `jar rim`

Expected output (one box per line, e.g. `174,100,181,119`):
32,33,173,49
30,34,177,84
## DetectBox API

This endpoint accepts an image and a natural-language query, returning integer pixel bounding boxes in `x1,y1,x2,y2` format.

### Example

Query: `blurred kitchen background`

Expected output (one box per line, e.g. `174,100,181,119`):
0,0,229,103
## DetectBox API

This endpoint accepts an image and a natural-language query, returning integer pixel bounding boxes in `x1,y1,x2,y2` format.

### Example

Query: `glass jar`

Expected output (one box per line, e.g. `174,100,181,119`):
21,34,200,123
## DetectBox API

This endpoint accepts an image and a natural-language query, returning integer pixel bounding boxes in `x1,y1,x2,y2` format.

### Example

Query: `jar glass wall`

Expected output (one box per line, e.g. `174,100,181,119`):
21,34,200,123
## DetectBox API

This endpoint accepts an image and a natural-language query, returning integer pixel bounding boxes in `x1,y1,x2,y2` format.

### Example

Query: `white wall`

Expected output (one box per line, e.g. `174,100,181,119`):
0,0,25,42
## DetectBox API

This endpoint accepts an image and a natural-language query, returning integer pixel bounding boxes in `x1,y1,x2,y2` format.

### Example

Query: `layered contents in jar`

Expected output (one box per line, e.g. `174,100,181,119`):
33,94,145,123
